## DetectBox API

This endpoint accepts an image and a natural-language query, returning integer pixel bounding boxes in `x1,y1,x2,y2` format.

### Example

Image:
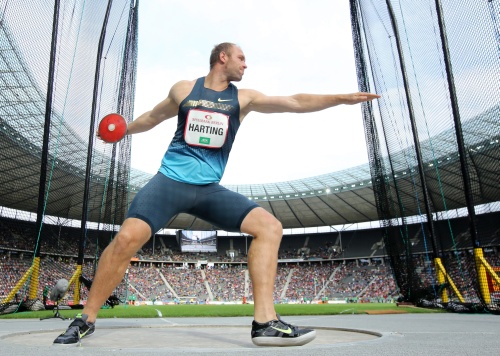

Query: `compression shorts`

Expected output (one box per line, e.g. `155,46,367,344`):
126,173,259,235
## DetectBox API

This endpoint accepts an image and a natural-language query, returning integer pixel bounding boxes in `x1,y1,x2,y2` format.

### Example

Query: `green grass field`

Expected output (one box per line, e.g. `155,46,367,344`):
0,303,442,320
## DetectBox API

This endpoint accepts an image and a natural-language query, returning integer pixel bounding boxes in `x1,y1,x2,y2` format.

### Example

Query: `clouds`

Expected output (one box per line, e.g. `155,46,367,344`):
131,0,368,184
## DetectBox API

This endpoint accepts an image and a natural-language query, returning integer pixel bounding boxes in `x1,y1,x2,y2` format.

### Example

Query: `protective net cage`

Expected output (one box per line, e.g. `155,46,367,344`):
350,0,500,313
0,0,138,314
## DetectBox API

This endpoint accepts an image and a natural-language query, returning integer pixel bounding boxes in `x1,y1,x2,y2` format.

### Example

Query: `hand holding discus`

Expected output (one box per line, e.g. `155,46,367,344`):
97,113,127,143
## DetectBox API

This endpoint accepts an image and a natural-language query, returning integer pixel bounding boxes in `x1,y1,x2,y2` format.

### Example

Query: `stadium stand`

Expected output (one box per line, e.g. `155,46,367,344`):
1,212,498,306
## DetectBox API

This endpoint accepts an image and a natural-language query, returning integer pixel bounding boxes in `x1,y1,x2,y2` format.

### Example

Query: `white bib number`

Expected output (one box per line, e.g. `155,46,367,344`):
184,109,229,148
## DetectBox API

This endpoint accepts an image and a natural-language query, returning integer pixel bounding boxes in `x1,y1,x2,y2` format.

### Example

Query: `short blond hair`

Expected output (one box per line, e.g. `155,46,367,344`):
209,42,236,69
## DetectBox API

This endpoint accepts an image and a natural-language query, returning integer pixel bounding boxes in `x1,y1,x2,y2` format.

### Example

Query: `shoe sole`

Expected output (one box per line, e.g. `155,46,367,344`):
251,330,316,347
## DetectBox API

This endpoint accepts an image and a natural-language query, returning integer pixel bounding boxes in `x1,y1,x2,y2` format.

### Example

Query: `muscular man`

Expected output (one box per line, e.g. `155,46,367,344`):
54,42,380,347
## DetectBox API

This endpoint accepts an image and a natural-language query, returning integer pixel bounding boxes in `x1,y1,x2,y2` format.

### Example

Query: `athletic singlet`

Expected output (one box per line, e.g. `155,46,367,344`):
159,77,241,184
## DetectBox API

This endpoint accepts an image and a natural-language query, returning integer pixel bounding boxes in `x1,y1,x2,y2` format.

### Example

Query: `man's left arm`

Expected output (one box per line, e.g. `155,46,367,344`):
239,89,380,117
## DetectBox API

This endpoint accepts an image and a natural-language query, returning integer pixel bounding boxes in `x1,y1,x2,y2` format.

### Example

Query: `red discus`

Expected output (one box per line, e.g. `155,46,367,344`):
98,113,127,143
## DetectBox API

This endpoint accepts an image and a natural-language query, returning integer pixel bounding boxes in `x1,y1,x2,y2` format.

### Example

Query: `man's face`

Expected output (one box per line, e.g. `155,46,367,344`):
224,46,247,82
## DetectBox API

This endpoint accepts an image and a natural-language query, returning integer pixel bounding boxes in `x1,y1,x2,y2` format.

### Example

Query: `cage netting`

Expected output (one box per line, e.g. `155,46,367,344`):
0,0,138,313
350,0,500,313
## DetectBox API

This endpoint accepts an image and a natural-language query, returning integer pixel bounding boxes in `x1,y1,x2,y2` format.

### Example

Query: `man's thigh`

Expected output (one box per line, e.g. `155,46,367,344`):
127,173,196,234
189,184,259,232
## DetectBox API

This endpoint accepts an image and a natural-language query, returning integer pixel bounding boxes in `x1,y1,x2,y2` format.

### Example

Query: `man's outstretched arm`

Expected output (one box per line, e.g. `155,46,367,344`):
239,89,380,117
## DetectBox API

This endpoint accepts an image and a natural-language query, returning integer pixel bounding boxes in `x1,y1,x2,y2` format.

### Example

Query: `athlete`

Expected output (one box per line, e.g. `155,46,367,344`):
54,42,380,347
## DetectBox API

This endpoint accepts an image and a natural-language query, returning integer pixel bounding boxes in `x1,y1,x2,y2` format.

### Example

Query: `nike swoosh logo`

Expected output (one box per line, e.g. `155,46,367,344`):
270,326,292,334
79,329,89,338
218,98,232,102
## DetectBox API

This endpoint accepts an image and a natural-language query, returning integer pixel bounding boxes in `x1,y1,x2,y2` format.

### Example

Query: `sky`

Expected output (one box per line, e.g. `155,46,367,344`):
130,0,370,185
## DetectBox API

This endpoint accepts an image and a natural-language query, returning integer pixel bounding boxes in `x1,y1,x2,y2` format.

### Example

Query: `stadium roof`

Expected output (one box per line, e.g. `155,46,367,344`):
2,104,497,231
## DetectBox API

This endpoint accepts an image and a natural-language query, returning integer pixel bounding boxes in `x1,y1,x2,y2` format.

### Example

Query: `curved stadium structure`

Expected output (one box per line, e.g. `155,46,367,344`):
0,0,499,313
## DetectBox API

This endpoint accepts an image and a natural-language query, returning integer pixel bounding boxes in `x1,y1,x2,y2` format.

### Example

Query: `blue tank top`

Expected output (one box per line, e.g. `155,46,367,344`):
159,77,241,184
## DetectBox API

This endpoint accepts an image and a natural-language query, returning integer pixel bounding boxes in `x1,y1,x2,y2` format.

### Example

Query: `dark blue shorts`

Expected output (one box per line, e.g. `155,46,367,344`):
126,173,259,235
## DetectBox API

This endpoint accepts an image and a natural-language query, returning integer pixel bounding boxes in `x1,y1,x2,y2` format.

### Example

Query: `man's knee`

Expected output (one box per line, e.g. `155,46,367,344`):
266,215,283,237
242,208,282,239
109,219,151,255
112,231,140,252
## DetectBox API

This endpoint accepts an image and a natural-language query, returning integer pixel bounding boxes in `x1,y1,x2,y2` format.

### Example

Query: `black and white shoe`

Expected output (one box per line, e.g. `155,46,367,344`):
53,313,95,345
251,314,316,346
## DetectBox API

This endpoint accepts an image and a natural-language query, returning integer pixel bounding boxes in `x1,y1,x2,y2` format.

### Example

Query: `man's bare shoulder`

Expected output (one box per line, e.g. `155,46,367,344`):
171,79,196,94
237,88,262,109
170,79,197,103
